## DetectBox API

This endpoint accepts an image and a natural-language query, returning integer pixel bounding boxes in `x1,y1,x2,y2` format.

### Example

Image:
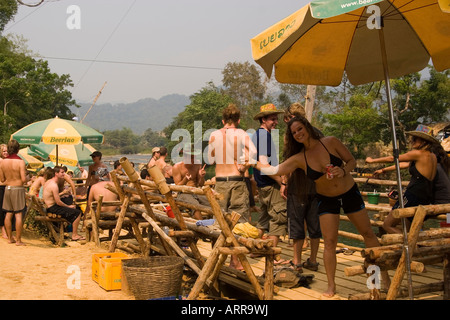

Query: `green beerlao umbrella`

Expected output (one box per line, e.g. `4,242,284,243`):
11,116,104,145
11,116,103,165
30,142,96,167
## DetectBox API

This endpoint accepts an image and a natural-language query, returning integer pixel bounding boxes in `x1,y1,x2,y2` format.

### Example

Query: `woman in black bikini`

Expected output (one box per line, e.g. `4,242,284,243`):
252,116,385,297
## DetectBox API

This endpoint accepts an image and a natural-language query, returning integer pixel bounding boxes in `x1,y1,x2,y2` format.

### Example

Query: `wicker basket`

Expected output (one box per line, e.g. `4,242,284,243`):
122,256,184,300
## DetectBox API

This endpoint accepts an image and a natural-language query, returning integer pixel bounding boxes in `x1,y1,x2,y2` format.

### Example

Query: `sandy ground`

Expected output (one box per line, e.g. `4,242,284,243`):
0,229,132,300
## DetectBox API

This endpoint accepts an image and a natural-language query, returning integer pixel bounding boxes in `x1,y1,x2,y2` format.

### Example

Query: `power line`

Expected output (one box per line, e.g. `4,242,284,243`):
40,56,223,71
74,0,137,89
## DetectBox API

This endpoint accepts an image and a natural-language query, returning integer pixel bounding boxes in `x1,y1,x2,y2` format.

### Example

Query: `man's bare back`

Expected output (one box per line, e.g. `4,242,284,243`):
0,158,27,187
86,181,119,213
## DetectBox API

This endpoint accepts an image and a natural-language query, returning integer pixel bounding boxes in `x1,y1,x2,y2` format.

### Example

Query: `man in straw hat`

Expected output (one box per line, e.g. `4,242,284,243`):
251,103,288,256
366,124,443,233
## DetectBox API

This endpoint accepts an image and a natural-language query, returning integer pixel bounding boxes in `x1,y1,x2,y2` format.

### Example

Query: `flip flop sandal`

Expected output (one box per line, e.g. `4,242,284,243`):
302,258,319,271
343,249,355,255
288,261,303,273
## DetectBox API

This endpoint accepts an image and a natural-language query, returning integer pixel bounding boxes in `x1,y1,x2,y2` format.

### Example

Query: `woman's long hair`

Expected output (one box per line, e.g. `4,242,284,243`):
430,141,450,175
283,116,322,202
283,116,322,160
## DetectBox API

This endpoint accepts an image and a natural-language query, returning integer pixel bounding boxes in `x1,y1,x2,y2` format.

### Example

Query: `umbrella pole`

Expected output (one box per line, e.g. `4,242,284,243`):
379,26,414,300
56,144,59,166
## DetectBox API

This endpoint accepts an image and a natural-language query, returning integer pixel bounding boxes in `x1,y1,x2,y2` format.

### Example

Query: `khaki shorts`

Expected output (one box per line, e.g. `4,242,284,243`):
2,186,26,213
256,184,287,237
176,193,210,217
214,180,249,222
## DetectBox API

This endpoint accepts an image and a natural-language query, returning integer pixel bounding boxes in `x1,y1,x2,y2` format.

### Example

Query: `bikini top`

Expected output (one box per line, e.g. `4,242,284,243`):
304,140,343,181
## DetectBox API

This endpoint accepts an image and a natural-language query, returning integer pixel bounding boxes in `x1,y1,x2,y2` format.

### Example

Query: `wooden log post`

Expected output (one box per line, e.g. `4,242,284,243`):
90,194,102,247
120,157,171,256
203,185,266,300
108,196,130,252
444,253,450,300
148,164,205,268
139,210,202,275
386,205,428,300
381,228,450,245
187,212,241,300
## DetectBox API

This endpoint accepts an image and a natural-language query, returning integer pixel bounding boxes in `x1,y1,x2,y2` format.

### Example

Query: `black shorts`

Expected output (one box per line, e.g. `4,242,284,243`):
287,194,321,240
317,183,365,215
47,205,82,224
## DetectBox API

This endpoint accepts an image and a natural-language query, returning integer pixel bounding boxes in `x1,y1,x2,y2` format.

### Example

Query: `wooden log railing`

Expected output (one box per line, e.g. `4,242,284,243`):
84,157,278,300
345,204,450,300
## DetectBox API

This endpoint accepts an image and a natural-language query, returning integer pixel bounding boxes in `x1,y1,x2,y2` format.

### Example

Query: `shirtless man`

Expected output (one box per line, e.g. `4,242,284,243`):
43,167,83,241
0,140,28,245
155,147,174,184
208,104,257,270
172,147,207,220
84,181,119,216
208,104,256,222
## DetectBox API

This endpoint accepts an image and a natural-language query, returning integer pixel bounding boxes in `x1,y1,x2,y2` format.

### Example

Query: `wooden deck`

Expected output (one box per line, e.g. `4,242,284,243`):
195,236,446,300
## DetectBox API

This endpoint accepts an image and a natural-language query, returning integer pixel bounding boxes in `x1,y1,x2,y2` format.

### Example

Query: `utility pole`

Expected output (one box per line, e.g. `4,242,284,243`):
81,81,107,123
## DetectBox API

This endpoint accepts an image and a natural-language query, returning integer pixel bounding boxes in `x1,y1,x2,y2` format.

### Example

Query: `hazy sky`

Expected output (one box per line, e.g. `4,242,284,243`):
5,0,310,104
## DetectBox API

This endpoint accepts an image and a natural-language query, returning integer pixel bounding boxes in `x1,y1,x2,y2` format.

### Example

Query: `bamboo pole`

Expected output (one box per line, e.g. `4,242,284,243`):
187,212,240,300
108,196,130,252
90,194,102,247
386,205,428,300
381,228,450,245
203,185,266,300
392,204,450,219
120,158,173,256
354,177,409,187
444,253,450,300
147,164,205,268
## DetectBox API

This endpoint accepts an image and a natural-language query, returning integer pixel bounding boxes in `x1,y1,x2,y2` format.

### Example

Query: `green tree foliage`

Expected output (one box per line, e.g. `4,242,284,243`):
141,127,168,149
0,0,17,33
101,127,142,154
0,34,78,142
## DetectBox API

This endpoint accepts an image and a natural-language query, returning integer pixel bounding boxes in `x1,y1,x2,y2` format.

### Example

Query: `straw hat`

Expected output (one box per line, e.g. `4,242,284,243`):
406,124,440,144
253,103,284,120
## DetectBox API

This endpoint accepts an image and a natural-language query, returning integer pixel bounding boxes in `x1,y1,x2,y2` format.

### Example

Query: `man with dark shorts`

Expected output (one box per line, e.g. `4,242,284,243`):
43,167,84,241
0,140,28,245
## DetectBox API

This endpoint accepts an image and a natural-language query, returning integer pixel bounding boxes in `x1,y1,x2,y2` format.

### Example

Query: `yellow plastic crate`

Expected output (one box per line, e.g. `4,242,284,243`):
92,252,129,290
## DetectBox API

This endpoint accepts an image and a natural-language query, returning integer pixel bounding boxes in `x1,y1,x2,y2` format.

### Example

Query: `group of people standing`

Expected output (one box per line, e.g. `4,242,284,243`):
192,102,449,298
1,103,448,299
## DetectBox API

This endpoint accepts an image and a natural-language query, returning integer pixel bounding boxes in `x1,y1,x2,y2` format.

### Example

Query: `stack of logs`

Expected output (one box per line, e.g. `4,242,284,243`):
85,157,279,300
346,204,450,300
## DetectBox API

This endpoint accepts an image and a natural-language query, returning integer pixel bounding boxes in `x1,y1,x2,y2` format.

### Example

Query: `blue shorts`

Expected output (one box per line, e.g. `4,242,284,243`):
317,184,365,215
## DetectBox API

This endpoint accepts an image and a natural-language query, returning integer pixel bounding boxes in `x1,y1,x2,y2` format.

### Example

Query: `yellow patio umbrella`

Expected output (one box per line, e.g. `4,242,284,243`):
18,148,44,170
30,143,96,167
251,0,450,300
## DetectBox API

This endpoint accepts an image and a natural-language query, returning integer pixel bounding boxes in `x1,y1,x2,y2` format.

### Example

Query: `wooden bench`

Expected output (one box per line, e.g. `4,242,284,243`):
26,194,70,246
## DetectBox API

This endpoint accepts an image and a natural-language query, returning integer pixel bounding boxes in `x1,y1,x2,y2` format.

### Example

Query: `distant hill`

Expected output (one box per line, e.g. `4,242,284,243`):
70,94,189,134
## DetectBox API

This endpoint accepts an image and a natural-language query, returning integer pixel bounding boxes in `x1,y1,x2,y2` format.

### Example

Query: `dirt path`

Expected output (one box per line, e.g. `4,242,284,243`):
0,229,132,300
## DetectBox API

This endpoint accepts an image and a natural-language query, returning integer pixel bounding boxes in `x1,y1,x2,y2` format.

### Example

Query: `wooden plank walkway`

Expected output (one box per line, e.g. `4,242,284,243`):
195,236,445,300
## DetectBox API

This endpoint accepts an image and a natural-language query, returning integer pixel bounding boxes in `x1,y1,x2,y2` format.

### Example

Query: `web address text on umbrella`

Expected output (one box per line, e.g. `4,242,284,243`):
340,0,377,9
